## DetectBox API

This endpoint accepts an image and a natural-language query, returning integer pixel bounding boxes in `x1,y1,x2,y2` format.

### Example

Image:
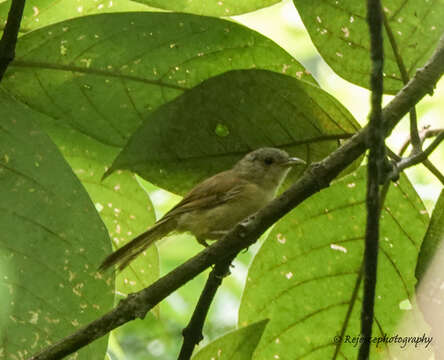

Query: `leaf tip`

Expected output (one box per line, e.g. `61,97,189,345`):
101,167,114,182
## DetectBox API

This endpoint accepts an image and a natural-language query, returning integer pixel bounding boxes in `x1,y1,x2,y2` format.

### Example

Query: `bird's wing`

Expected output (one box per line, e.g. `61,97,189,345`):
160,170,249,221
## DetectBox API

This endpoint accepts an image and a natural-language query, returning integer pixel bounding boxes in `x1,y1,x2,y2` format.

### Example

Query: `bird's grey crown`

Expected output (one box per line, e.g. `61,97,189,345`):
241,147,290,164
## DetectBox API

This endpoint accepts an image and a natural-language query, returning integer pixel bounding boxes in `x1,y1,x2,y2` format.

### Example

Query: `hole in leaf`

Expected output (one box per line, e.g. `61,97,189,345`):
214,123,230,137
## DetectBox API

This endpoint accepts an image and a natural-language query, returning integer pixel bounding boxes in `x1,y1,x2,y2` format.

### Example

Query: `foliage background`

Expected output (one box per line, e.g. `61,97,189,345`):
111,2,443,359
0,0,442,359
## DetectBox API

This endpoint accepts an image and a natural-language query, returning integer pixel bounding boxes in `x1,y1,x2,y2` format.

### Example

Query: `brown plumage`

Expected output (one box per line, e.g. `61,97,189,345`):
99,148,305,272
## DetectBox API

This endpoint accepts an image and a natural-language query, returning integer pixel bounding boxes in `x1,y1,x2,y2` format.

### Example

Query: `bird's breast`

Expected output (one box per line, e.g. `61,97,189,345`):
177,183,273,241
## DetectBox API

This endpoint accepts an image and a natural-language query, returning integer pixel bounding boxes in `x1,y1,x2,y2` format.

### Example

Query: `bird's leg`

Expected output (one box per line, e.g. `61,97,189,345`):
197,237,210,247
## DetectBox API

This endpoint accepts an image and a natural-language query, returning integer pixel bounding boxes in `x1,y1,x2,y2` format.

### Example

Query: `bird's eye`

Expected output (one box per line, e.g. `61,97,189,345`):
264,157,274,165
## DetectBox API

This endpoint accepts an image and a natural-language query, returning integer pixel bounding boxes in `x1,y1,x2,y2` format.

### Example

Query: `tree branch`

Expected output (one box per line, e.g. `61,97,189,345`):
0,0,25,81
386,129,444,182
178,255,235,360
396,131,444,172
358,0,384,359
408,109,421,153
398,127,442,157
28,31,444,360
397,127,444,185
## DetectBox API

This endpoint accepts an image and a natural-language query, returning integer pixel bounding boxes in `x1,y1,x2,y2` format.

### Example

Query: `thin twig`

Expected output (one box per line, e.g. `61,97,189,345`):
332,265,363,360
421,128,444,141
27,32,444,360
383,13,421,152
0,0,25,81
378,180,391,212
382,14,408,82
408,110,422,153
396,132,444,172
178,255,235,360
386,148,401,162
387,131,444,184
397,128,444,185
399,127,443,157
423,159,444,186
359,0,384,359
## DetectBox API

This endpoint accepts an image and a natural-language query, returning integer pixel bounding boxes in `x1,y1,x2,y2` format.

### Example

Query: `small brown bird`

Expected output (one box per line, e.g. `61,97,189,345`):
99,147,305,271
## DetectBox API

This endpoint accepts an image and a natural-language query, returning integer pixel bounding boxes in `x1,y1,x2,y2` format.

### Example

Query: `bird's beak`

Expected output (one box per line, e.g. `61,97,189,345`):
281,157,306,167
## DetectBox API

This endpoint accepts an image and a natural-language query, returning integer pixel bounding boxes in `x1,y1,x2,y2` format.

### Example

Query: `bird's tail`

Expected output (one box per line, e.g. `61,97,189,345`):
99,218,176,272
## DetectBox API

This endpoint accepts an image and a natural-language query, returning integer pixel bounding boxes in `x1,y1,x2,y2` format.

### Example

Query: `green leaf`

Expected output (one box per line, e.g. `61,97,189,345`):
0,0,155,35
0,89,114,359
192,319,269,360
131,0,280,16
416,189,444,282
415,190,444,354
106,69,360,194
39,123,159,297
3,12,313,149
239,168,429,359
293,0,444,94
99,175,159,298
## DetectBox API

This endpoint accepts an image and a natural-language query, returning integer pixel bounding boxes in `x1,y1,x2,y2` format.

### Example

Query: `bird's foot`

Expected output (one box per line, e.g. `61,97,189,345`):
197,238,210,247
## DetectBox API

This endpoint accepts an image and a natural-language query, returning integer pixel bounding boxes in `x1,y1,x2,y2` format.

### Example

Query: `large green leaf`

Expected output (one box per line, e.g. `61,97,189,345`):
0,0,155,35
239,168,429,359
131,0,280,16
106,69,360,194
293,0,444,94
39,122,159,298
3,12,313,149
192,319,269,360
415,190,444,357
4,10,310,294
0,89,114,359
88,172,158,298
416,189,444,282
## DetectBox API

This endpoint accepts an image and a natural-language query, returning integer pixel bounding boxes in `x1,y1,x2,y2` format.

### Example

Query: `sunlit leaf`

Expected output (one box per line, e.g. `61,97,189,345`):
132,0,281,16
293,0,444,93
192,319,269,360
239,168,429,359
41,124,159,297
415,190,444,355
3,12,313,149
0,89,113,359
0,0,155,35
106,69,360,194
416,189,444,282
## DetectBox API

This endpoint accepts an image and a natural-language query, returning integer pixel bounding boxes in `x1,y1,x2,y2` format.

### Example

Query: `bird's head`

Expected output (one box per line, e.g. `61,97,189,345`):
233,147,306,191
